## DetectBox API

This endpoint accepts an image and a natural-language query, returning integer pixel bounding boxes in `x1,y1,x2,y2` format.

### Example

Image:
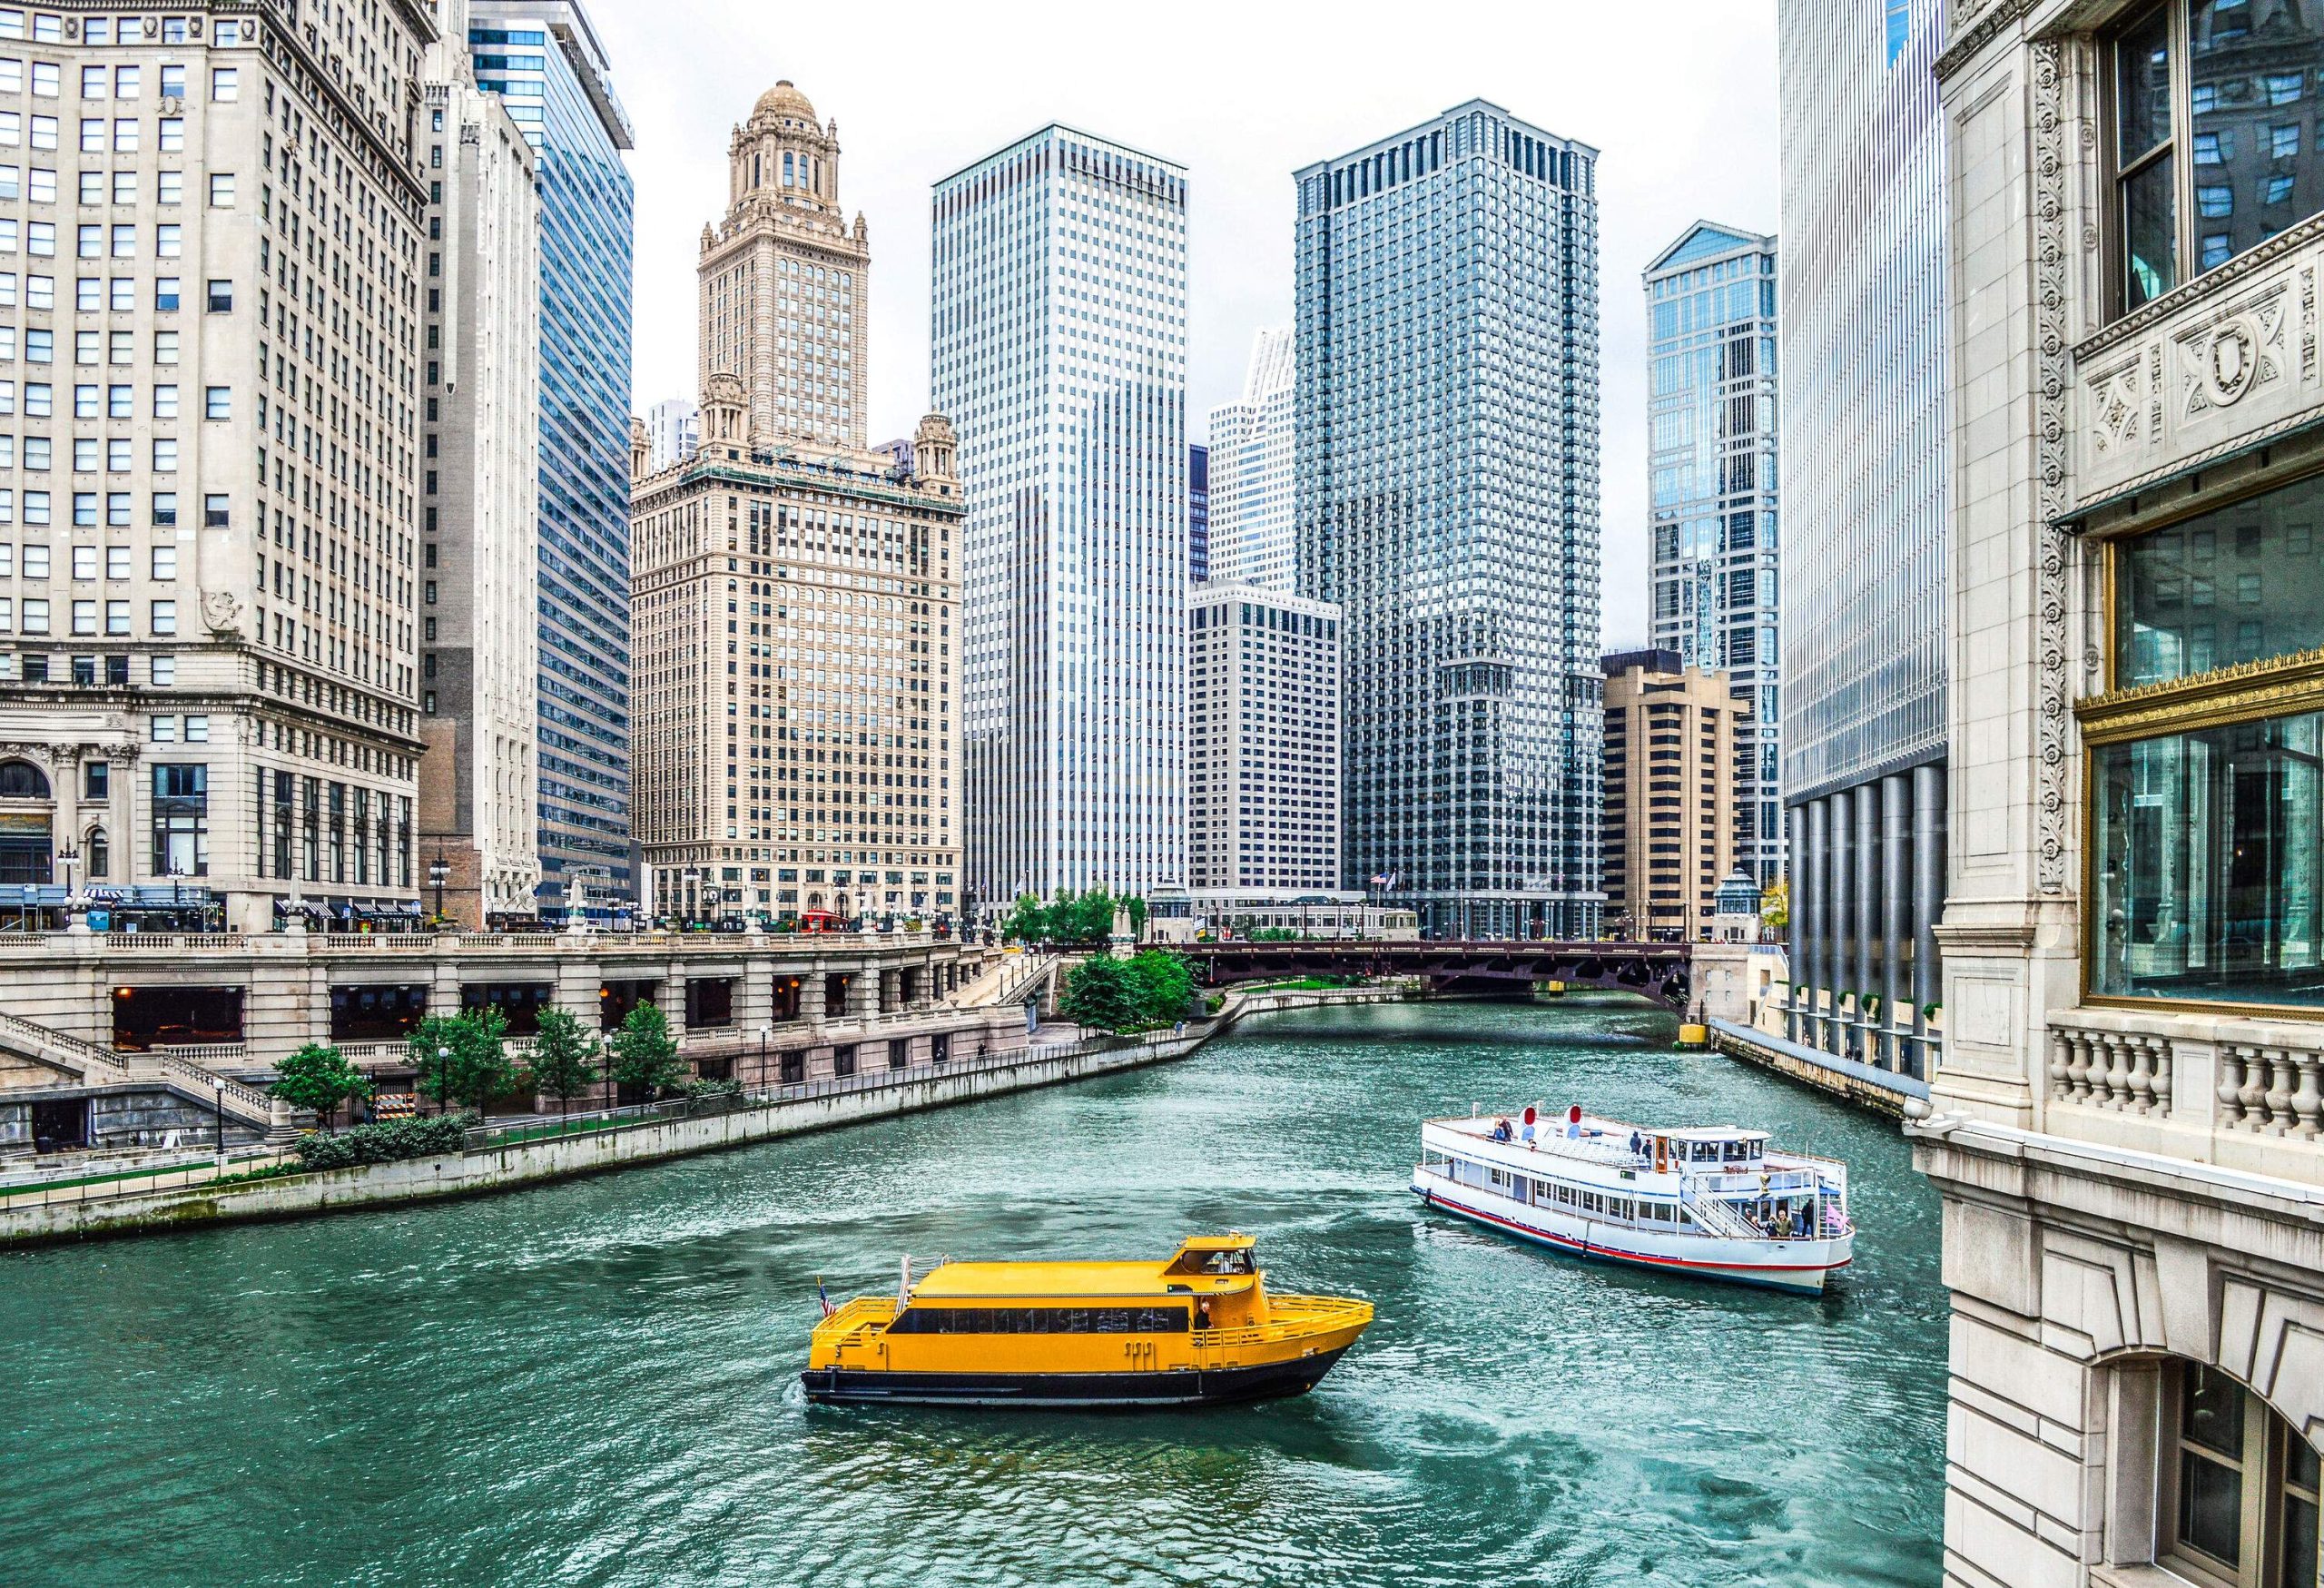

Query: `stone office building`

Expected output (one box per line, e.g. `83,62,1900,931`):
1600,649,1746,944
1919,5,2324,1586
0,2,435,934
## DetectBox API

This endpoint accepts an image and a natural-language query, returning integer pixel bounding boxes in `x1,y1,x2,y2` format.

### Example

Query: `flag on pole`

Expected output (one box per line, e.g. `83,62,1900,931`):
816,1277,833,1319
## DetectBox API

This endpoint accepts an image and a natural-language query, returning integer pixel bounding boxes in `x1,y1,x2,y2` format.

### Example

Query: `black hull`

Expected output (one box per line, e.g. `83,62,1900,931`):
802,1347,1348,1408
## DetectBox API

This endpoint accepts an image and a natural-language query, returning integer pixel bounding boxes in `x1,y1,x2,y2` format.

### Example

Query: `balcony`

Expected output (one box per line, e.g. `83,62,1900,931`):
2073,223,2324,509
2044,1008,2324,1185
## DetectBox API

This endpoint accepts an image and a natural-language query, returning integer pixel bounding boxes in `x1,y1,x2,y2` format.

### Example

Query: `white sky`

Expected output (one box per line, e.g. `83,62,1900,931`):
593,1,1781,651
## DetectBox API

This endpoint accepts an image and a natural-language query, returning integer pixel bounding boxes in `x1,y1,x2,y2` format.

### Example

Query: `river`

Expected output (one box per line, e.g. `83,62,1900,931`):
0,998,1945,1588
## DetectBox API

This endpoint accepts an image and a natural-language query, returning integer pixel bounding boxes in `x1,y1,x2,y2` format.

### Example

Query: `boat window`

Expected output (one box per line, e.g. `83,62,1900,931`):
888,1306,1191,1335
1165,1247,1256,1277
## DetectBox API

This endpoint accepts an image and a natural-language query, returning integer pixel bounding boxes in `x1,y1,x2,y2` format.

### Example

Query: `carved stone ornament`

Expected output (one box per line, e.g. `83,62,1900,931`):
200,587,241,636
2177,292,2286,418
2033,41,2072,897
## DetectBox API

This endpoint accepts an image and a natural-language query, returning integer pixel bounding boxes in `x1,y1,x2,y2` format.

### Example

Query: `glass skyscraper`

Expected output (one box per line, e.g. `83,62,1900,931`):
1295,102,1602,940
468,1,637,917
1206,325,1296,591
1643,222,1783,888
1777,0,1948,1071
933,127,1190,906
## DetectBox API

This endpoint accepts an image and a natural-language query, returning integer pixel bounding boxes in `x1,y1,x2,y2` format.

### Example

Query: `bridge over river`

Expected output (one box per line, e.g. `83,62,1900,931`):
1177,939,1693,1011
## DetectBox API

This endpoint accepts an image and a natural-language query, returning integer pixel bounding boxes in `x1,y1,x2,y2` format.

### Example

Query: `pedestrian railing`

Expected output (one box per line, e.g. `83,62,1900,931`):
1,1025,1201,1218
0,1149,293,1210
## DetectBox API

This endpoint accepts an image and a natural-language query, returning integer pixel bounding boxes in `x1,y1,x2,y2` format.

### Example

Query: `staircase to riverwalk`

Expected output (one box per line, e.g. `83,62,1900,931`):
952,952,1058,1011
0,1010,281,1133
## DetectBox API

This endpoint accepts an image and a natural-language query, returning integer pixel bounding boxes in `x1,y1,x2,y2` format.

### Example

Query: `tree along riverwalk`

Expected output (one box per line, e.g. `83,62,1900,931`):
0,984,1405,1248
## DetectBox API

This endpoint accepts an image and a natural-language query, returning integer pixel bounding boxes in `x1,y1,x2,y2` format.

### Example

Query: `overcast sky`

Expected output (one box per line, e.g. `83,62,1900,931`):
591,1,1781,650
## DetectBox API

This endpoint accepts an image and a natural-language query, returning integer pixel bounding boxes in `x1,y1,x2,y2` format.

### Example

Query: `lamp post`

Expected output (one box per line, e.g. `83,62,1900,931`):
428,848,450,925
55,836,78,932
433,1044,450,1118
212,1076,225,1161
758,1023,772,1094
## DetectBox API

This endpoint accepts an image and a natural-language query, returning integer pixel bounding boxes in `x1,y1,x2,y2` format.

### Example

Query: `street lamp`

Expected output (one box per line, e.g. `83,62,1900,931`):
757,1023,772,1094
433,1044,450,1118
428,848,450,924
55,836,78,931
212,1076,226,1161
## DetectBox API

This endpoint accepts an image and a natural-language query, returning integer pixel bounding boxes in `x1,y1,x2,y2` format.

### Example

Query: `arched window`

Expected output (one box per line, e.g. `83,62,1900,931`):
0,759,50,799
84,827,107,880
2158,1359,2319,1585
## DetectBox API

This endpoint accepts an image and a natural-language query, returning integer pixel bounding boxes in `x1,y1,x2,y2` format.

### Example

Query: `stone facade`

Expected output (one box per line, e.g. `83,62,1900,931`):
628,387,963,928
0,4,438,934
697,79,867,452
1925,5,2324,1585
1600,649,1746,944
417,11,540,928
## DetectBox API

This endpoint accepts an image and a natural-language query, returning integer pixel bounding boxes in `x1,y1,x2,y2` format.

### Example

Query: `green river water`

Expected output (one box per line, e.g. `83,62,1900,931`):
0,998,1946,1588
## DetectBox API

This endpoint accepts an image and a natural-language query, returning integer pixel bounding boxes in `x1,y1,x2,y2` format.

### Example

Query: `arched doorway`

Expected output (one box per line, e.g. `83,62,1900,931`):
0,758,54,891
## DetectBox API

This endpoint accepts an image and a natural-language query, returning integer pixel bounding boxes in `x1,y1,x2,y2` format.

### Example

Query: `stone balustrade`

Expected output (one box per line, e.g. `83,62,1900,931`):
2041,1011,2324,1182
2215,1040,2324,1140
2048,1023,2175,1119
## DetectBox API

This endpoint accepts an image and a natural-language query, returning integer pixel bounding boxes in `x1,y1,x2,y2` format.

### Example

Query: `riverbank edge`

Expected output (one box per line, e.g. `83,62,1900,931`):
0,985,1409,1249
1705,1017,1930,1120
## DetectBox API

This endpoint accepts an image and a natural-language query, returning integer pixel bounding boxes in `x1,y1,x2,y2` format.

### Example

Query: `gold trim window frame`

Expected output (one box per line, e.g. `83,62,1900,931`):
2081,489,2324,1017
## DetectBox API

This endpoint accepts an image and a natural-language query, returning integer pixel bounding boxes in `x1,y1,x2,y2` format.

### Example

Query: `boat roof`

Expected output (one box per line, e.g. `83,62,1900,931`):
1433,1113,1768,1143
910,1235,1256,1299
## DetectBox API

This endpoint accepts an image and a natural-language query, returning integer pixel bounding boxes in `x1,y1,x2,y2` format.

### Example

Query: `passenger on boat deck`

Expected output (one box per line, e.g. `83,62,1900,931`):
1627,1129,1642,1159
1774,1203,1796,1239
1196,1297,1214,1331
1491,1117,1513,1143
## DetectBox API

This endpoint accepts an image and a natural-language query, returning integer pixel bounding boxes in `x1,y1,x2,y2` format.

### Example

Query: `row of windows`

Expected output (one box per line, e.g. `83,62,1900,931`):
0,594,173,632
0,59,236,102
883,1305,1191,1336
0,542,170,577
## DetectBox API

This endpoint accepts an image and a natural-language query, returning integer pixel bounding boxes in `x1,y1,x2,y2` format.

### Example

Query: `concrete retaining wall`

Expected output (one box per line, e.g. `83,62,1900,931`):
0,983,1416,1248
1707,1017,1929,1119
1,1032,1209,1247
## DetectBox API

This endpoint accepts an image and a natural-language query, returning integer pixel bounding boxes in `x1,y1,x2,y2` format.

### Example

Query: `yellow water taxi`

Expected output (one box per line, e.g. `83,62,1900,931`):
803,1233,1373,1407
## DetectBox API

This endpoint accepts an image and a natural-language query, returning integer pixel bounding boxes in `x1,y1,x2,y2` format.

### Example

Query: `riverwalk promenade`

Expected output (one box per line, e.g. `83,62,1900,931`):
0,984,1409,1248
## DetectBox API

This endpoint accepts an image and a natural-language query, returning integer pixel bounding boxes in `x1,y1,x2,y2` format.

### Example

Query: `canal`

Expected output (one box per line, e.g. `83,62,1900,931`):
0,998,1945,1587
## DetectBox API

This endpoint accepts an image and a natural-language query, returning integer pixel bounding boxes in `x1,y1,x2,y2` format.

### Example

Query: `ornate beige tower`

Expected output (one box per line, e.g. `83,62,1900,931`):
697,81,872,449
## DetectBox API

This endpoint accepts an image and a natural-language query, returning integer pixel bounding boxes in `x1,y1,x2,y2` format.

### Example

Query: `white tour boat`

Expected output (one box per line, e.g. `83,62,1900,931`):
1411,1106,1855,1295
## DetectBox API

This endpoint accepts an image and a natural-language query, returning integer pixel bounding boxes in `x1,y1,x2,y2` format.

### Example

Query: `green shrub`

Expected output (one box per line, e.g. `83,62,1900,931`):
293,1113,472,1172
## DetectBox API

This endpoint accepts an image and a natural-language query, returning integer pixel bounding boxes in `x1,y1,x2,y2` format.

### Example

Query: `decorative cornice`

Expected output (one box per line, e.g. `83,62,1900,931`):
2077,646,2324,742
2057,407,2324,527
1935,0,2034,83
2075,210,2324,363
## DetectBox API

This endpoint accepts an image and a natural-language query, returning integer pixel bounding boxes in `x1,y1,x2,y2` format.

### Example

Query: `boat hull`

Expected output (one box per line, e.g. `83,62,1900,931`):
802,1347,1349,1408
1413,1171,1850,1296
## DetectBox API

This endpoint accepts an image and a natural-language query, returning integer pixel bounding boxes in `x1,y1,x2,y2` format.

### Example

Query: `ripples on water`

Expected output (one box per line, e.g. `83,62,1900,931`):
0,998,1945,1587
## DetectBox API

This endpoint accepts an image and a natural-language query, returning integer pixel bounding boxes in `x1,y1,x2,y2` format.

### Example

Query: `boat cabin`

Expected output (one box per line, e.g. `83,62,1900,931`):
1660,1129,1768,1169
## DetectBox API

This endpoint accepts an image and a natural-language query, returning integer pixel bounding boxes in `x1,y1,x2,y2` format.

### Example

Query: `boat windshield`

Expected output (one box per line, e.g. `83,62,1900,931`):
1166,1246,1256,1277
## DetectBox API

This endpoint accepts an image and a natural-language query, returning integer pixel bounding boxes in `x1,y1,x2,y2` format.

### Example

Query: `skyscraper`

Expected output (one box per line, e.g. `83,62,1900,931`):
631,79,962,929
1600,650,1745,943
466,1,636,919
1777,0,1948,1073
1642,222,1781,889
0,2,436,933
643,398,699,473
418,5,543,928
933,127,1189,908
1188,583,1341,892
1295,103,1603,940
1187,443,1208,584
1206,325,1295,590
697,81,869,450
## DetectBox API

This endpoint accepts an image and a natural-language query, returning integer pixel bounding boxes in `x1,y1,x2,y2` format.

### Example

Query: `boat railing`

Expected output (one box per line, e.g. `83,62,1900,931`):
1689,1168,1823,1196
813,1296,897,1343
1198,1292,1372,1349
